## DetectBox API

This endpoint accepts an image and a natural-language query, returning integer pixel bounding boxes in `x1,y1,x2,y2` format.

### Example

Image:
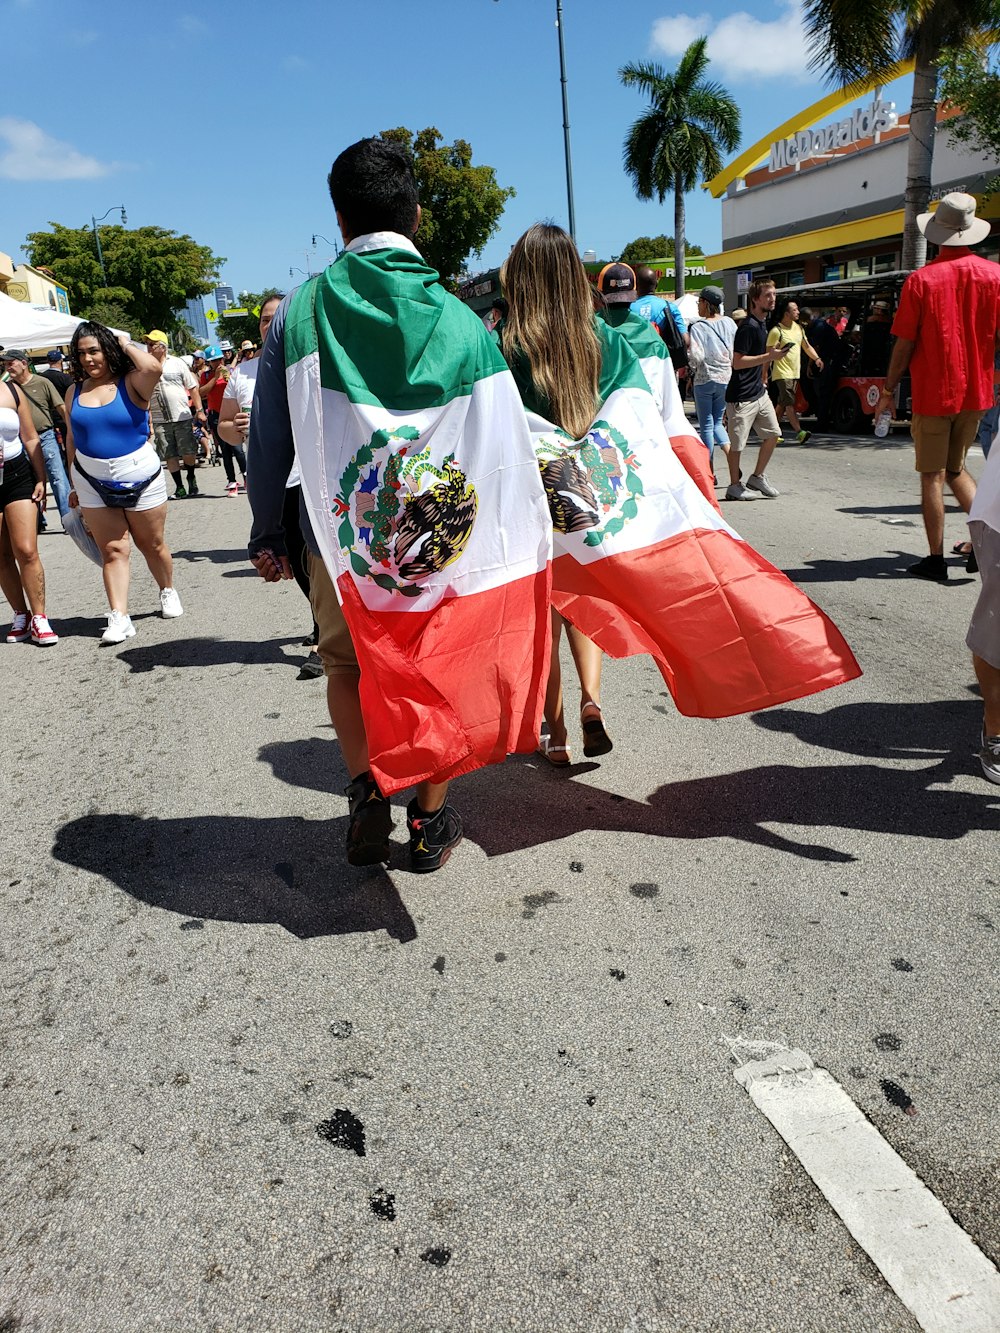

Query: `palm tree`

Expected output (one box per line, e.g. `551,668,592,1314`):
803,0,1000,269
620,39,740,298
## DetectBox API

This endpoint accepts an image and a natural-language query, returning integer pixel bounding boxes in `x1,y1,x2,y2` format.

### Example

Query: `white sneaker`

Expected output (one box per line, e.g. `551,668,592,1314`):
159,587,184,618
102,611,136,644
747,473,780,498
725,482,758,501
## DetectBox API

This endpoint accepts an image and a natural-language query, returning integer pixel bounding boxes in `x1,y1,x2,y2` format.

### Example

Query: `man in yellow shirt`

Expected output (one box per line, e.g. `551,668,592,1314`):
766,299,824,443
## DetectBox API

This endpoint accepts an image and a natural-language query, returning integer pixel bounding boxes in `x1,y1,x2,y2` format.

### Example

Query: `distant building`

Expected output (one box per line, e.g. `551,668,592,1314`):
0,258,71,313
182,297,209,342
215,285,235,314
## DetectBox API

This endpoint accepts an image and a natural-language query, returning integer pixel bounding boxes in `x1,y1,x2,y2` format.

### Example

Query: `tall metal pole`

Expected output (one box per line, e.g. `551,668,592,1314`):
555,0,577,247
91,217,107,285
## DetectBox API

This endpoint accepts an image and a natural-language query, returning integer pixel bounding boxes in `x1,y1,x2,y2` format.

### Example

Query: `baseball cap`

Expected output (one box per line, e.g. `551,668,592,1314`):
46,349,64,362
2,348,28,362
204,344,223,361
699,285,724,308
597,262,638,305
240,340,254,351
144,329,169,345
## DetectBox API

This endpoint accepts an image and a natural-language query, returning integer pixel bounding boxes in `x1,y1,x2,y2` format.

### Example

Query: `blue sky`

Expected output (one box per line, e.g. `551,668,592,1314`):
1,0,910,299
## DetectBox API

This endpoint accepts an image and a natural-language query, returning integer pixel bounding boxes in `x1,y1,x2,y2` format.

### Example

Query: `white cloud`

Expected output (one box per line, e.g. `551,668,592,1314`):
281,55,310,73
0,118,117,181
178,13,208,35
651,7,812,84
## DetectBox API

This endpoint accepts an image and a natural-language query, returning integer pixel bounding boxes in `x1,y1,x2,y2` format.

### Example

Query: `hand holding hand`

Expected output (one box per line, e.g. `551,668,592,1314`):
251,548,293,583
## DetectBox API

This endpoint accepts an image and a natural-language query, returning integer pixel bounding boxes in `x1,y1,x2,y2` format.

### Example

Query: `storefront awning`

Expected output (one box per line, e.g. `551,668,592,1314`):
703,209,904,273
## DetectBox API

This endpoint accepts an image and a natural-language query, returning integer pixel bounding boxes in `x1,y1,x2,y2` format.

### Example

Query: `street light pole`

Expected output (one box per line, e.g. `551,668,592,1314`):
555,0,577,248
91,205,127,286
312,232,341,258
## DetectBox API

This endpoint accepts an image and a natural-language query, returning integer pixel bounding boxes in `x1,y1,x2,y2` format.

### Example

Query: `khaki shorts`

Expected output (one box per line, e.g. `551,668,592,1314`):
307,549,360,676
912,410,983,473
726,393,780,451
967,521,1000,669
153,419,198,461
772,378,797,408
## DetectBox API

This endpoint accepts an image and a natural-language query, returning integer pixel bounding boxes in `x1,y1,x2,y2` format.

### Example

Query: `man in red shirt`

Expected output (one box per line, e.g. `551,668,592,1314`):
877,194,1000,581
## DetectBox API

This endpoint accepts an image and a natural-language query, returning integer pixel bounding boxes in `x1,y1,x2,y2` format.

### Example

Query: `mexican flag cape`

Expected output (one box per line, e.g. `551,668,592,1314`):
598,308,717,509
530,321,861,717
284,235,552,794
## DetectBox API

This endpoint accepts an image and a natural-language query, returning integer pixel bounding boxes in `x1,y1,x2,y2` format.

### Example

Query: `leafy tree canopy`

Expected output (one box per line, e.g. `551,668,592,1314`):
209,288,285,354
23,222,224,336
377,127,515,284
939,41,1000,164
618,235,704,266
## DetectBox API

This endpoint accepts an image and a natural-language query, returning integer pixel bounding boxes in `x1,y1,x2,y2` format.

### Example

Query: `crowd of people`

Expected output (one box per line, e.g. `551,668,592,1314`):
1,152,998,852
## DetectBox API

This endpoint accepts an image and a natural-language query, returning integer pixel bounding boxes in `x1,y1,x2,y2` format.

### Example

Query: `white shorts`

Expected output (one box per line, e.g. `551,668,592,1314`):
73,444,168,512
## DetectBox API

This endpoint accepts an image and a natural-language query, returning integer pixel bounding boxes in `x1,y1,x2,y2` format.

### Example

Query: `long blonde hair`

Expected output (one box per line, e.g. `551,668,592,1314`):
500,223,601,440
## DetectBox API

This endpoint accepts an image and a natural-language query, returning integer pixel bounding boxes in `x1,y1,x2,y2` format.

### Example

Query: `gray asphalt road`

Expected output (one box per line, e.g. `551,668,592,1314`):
1,431,997,1333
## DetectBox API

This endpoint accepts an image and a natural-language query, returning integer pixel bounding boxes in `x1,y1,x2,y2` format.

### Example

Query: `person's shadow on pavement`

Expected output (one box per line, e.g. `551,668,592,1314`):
258,708,999,866
51,811,417,942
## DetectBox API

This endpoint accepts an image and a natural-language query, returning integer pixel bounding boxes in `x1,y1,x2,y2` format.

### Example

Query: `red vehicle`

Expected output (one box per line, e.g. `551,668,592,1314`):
774,272,912,432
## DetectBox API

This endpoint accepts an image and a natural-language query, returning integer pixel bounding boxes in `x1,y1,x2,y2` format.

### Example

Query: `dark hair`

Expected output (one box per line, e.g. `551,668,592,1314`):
69,321,131,383
748,276,776,307
491,296,509,321
327,138,419,239
798,307,813,324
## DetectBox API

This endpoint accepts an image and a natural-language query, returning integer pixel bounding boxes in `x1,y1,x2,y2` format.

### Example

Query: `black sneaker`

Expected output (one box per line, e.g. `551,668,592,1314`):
297,650,324,680
407,800,463,873
344,772,392,866
188,482,200,497
907,555,948,583
172,485,187,500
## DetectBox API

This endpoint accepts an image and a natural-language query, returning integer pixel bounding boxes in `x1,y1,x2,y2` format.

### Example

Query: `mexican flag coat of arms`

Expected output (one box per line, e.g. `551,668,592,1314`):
284,234,552,795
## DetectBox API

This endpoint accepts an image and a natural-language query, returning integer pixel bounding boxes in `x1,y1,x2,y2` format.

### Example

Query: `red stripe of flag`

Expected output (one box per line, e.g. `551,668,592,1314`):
551,528,861,718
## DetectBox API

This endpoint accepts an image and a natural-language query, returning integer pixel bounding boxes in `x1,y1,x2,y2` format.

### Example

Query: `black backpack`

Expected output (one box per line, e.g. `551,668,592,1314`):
660,304,687,370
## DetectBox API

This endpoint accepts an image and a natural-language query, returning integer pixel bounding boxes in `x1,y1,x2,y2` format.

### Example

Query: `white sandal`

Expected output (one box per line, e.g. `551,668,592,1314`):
537,736,572,767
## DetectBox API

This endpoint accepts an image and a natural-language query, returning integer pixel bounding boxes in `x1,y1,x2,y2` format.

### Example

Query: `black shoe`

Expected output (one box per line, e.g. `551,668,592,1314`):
297,650,324,679
907,555,949,583
966,547,979,575
188,482,200,497
407,800,463,873
344,772,392,866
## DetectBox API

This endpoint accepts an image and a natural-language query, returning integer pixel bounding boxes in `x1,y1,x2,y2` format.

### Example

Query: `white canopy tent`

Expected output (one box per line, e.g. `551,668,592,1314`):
0,291,129,352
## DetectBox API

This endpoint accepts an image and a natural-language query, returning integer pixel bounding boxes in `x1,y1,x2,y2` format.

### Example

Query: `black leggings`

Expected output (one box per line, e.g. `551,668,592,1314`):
282,484,317,636
208,411,246,483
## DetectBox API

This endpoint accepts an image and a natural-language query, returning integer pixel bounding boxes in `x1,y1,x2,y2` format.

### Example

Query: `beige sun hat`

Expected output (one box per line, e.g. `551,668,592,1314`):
917,192,991,247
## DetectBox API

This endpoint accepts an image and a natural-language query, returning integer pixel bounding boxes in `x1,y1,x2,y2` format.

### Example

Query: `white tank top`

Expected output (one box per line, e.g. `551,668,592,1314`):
0,405,24,464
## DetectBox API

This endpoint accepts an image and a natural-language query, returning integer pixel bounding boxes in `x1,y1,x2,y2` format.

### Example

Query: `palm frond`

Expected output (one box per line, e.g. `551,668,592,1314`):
802,0,901,89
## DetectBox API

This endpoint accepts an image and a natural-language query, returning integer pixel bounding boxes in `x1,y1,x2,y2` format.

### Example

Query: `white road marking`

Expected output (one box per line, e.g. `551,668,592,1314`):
733,1046,1000,1333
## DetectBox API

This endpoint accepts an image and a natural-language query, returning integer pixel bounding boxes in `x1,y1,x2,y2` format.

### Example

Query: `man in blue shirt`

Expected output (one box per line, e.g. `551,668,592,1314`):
630,266,688,355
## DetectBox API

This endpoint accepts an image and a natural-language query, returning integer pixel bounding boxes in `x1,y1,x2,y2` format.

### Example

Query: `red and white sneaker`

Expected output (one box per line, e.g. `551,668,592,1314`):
225,481,238,495
30,614,58,646
6,612,29,643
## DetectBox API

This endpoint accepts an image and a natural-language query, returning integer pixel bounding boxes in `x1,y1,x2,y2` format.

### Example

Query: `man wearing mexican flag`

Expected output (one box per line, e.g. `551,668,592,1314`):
248,138,860,876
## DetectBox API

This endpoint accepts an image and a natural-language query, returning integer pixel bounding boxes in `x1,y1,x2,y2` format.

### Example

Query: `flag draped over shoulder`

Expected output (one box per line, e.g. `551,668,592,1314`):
528,321,861,718
284,235,552,795
600,309,718,510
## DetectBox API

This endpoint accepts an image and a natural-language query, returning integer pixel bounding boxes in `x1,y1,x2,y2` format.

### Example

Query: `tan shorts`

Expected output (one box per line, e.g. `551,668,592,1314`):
912,411,983,473
152,419,198,461
727,393,780,451
307,549,360,676
772,378,797,408
967,521,1000,669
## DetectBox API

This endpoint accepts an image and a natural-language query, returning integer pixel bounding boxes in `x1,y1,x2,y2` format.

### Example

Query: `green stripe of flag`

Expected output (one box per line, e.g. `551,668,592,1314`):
284,248,508,409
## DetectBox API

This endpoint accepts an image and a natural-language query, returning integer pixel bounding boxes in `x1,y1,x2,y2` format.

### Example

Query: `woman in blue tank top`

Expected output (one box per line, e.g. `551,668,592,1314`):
65,322,185,644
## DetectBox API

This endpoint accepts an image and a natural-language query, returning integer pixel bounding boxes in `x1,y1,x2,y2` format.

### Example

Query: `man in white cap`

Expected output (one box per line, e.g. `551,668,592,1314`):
877,193,1000,581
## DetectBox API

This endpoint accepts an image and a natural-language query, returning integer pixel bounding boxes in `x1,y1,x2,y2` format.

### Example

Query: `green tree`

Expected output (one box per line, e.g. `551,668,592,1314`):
802,0,1000,269
619,39,739,297
618,234,704,267
377,127,515,285
24,222,224,335
212,289,285,352
939,39,1000,169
